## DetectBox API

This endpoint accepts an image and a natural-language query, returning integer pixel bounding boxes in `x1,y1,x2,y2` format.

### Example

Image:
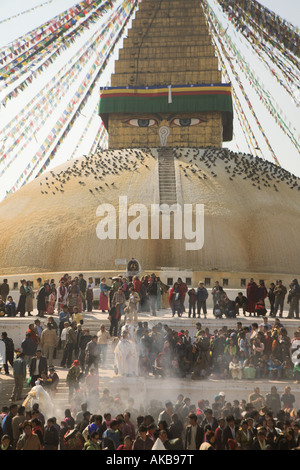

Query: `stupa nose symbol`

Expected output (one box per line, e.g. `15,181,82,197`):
159,125,170,147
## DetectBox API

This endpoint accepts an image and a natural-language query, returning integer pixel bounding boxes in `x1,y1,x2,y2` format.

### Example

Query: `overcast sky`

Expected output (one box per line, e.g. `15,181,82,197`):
0,0,299,47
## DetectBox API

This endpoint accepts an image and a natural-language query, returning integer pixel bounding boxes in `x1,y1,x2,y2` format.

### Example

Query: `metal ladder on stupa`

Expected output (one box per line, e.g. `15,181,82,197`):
157,148,177,205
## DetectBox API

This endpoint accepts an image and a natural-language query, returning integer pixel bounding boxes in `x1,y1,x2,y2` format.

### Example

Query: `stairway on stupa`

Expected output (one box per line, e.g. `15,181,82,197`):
158,148,177,205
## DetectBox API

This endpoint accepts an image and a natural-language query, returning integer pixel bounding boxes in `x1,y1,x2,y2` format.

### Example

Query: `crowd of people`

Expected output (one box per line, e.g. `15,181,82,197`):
1,384,300,450
0,275,299,321
0,273,300,386
113,316,300,383
0,273,170,319
0,273,300,450
2,311,300,391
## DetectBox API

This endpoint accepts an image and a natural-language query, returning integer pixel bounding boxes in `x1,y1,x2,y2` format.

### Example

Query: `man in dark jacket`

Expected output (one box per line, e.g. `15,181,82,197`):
78,274,87,312
29,349,48,386
36,282,51,318
108,303,121,337
21,333,37,369
267,283,276,316
222,415,240,450
202,408,218,432
235,292,248,316
196,282,208,318
0,279,9,303
273,280,287,318
44,418,59,450
132,425,153,450
1,332,14,375
184,413,204,450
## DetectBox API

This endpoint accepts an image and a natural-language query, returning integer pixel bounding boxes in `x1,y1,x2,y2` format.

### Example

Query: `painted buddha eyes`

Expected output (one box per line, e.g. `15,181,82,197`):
125,118,158,127
123,117,205,127
170,118,204,127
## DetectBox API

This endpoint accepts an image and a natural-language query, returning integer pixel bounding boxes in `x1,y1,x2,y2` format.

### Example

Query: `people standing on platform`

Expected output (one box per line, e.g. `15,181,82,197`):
78,328,92,373
58,305,71,348
268,282,276,317
85,335,100,375
108,302,121,338
97,324,110,369
196,282,208,318
21,332,37,370
133,276,142,312
17,280,27,317
39,322,58,366
126,287,140,323
177,278,188,313
273,280,287,318
86,277,95,313
66,360,81,403
24,281,34,316
111,286,126,318
246,278,258,317
287,279,300,319
0,279,9,303
47,286,57,315
10,352,26,402
99,278,111,313
1,332,14,375
78,274,87,312
36,281,51,318
211,281,224,316
68,279,80,315
169,282,182,317
147,277,158,317
28,349,48,387
60,321,77,369
57,280,68,314
187,288,197,318
156,277,163,311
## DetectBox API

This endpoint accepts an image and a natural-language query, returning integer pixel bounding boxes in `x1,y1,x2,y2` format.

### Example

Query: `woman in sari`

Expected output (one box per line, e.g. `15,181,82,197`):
99,278,110,312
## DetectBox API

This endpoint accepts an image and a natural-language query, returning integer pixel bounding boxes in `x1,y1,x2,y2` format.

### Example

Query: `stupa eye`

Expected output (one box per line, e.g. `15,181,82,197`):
124,118,158,127
170,118,204,127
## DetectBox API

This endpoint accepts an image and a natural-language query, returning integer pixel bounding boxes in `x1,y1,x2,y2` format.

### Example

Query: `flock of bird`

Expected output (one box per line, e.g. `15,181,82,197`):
173,146,300,193
39,147,155,197
39,145,300,197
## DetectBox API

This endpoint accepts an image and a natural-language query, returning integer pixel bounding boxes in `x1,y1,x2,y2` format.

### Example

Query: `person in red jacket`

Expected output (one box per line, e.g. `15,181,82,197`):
117,435,133,450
